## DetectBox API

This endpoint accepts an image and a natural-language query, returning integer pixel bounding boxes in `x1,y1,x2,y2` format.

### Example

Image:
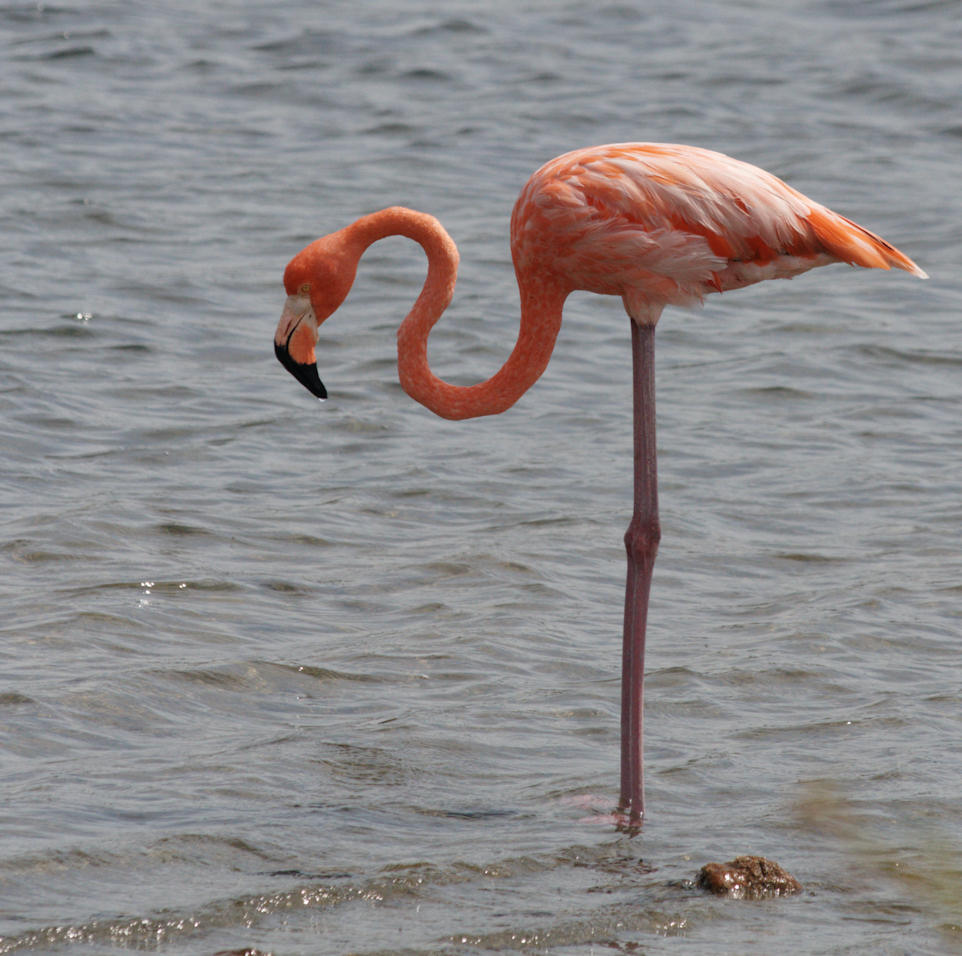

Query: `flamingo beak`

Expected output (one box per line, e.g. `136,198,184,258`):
274,294,327,400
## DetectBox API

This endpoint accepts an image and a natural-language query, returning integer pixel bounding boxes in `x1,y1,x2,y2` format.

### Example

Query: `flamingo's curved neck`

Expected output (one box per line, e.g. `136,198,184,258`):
345,208,568,421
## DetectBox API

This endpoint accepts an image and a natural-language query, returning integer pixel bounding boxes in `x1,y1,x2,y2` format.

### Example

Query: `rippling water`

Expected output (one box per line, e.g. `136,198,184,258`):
1,1,959,953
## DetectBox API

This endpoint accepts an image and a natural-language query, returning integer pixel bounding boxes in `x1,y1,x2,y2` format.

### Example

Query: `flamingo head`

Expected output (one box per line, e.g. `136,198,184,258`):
274,232,360,400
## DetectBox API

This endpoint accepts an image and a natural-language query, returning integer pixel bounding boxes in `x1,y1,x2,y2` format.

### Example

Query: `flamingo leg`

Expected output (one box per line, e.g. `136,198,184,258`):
619,319,660,825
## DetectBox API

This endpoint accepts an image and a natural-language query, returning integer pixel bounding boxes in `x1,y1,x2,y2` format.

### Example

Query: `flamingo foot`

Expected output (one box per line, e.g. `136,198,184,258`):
560,794,644,832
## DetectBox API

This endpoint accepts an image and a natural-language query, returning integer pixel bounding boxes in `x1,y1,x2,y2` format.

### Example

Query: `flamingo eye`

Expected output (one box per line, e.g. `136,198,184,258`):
298,282,310,295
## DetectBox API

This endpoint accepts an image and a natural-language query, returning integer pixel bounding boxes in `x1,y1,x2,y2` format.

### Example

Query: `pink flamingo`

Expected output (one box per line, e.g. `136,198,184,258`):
274,143,926,825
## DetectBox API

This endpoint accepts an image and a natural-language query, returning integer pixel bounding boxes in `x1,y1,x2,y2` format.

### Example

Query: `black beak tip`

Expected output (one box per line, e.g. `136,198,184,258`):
275,342,327,400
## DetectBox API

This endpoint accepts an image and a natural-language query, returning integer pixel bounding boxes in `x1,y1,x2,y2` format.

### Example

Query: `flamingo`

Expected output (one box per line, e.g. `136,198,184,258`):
274,143,926,825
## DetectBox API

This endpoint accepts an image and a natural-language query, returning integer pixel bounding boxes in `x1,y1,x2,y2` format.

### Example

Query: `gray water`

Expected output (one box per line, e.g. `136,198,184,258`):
1,1,960,953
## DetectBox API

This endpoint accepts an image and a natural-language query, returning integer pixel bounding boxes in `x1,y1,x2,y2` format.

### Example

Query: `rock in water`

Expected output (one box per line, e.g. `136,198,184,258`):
697,855,801,900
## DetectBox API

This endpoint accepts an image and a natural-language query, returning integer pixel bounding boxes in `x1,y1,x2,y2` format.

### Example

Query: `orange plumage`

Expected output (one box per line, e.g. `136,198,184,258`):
511,143,925,325
277,142,924,417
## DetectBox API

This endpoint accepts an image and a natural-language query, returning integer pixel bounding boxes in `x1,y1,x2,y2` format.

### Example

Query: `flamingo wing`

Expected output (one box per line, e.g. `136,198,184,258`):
512,143,925,320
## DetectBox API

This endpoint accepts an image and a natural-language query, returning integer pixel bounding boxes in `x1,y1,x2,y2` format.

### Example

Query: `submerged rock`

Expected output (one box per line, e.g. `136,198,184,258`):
697,855,801,900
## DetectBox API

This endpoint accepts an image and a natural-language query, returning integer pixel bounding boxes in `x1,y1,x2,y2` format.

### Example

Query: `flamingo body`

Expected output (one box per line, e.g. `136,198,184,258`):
511,144,925,325
275,143,925,824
